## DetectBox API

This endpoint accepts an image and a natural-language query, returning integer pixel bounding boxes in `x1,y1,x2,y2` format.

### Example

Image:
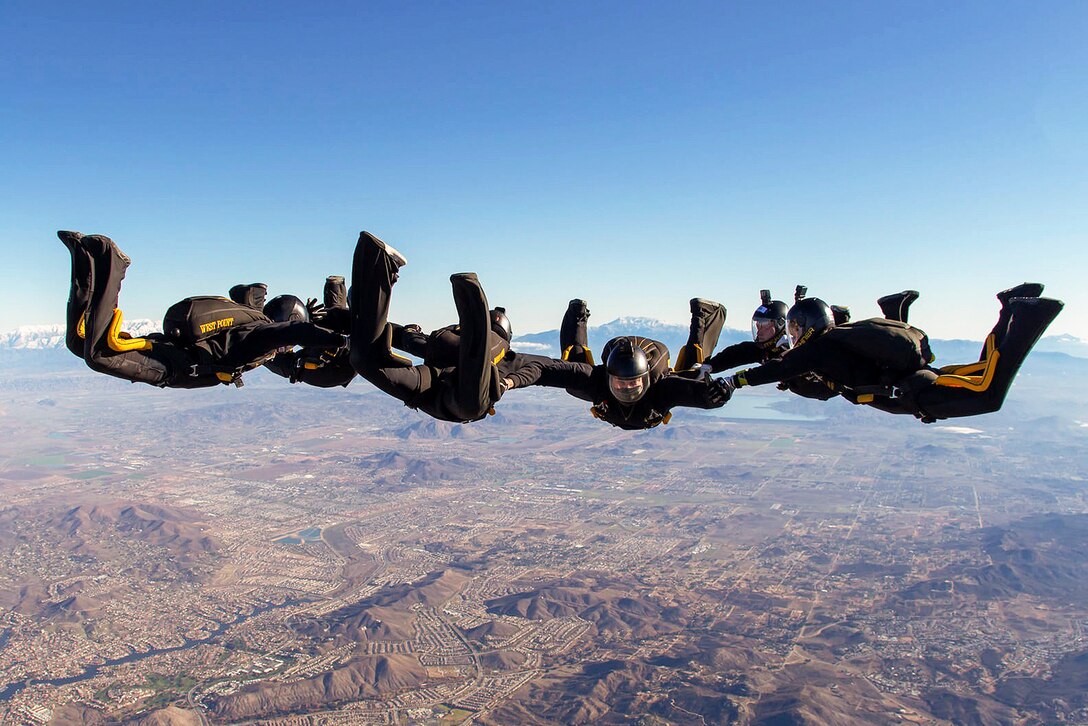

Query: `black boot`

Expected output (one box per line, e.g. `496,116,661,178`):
561,299,593,363
878,290,920,323
997,283,1043,308
80,234,131,267
57,230,84,252
567,298,590,322
370,234,407,268
1006,296,1064,336
324,275,347,310
676,298,726,370
229,283,268,309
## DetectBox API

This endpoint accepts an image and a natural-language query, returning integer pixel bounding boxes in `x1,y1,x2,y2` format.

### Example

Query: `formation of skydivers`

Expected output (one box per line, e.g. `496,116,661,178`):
59,230,1065,427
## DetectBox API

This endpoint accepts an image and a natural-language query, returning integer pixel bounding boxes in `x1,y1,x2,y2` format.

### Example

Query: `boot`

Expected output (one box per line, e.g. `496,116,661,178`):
878,290,920,323
324,275,348,310
561,299,593,363
229,283,268,310
369,234,407,268
676,298,725,370
567,298,590,322
57,230,84,252
80,234,131,267
1006,297,1064,339
997,283,1043,308
831,305,852,325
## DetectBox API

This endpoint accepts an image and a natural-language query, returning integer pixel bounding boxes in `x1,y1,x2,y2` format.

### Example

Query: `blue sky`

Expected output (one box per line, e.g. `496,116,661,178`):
3,1,1086,340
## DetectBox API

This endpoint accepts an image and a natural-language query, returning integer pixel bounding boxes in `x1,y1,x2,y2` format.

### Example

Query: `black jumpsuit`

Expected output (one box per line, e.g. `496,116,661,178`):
60,232,345,388
733,300,1064,422
349,231,550,423
705,339,838,401
265,278,357,388
535,298,728,428
502,347,725,429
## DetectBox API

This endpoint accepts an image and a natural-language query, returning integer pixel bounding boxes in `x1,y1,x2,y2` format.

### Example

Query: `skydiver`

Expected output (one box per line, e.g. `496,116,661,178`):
695,287,923,401
516,298,732,430
717,284,1063,423
59,230,345,388
347,231,564,423
262,276,357,387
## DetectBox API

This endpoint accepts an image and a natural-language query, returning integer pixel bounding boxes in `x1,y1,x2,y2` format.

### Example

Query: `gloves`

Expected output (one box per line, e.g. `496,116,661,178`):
707,376,735,405
306,298,327,323
692,363,713,380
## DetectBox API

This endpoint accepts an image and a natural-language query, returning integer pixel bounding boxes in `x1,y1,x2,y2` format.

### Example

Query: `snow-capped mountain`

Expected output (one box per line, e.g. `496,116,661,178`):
4,317,1086,361
1035,333,1088,358
515,318,1088,362
0,320,160,350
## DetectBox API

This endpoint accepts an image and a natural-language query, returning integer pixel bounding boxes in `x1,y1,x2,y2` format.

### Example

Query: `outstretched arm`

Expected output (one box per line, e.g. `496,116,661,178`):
651,375,730,410
502,354,595,393
732,344,822,388
703,341,762,374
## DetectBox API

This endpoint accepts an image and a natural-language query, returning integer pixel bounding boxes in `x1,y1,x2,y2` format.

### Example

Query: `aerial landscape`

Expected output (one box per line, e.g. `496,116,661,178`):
1,324,1085,725
3,4,1086,725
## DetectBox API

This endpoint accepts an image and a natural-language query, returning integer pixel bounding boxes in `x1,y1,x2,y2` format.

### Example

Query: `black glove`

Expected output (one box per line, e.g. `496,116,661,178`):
707,377,735,405
306,298,327,323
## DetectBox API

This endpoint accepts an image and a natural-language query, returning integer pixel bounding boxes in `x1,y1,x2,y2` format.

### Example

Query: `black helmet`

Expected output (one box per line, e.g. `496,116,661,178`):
606,339,651,404
786,298,834,348
752,290,789,347
264,295,310,324
491,307,512,341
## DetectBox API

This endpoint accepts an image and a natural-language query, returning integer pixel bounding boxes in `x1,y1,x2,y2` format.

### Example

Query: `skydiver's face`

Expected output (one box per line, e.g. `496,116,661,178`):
788,320,804,347
752,319,781,344
609,374,648,404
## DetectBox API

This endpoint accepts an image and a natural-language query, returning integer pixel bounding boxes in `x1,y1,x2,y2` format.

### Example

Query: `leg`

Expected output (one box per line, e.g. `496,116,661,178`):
981,282,1045,360
390,323,431,359
348,231,411,375
675,298,726,371
560,299,593,364
443,272,493,421
79,235,172,385
914,297,1063,420
318,275,350,334
346,232,435,405
59,231,92,358
228,283,268,310
877,290,919,323
217,321,345,370
324,275,347,310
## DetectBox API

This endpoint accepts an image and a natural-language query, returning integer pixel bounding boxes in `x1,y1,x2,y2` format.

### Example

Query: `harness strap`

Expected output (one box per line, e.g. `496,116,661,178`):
188,363,245,387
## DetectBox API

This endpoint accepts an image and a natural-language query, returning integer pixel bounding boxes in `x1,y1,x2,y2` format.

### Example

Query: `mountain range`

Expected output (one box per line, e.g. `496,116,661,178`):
8,317,1083,360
